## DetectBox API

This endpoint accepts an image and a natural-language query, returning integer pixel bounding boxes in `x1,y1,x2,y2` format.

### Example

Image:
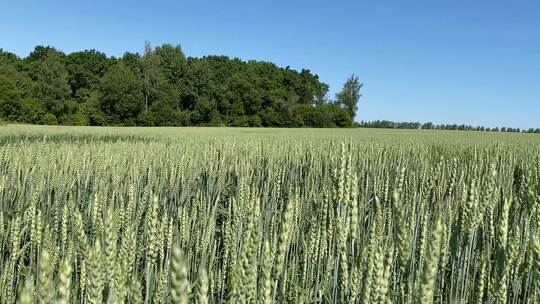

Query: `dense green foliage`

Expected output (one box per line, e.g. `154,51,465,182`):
335,74,362,120
0,45,359,127
0,126,540,303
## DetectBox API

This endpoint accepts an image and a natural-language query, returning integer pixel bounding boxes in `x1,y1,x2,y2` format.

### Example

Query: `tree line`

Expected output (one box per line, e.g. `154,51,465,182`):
357,120,540,133
0,43,362,127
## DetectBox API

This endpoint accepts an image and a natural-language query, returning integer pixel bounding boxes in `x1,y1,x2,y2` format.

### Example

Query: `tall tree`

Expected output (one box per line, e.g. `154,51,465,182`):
99,62,143,125
66,50,110,99
155,44,186,85
0,73,22,120
335,74,362,122
141,41,161,112
25,46,71,119
0,49,19,66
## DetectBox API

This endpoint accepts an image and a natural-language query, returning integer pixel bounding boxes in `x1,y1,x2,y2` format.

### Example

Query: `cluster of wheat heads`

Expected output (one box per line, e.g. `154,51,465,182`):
0,131,539,303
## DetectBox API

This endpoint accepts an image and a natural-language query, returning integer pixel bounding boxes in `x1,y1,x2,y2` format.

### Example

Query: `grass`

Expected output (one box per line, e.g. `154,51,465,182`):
0,125,539,303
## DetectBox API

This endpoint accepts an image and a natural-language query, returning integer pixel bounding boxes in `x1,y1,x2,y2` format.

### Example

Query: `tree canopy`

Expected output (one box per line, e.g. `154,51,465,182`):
335,74,362,121
0,44,360,127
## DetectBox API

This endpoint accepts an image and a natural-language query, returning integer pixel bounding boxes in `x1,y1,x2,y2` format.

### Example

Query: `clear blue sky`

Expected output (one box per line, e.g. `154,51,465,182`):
1,0,539,128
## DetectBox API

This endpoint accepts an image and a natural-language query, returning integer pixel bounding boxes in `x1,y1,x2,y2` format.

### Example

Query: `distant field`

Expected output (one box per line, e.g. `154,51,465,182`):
2,124,540,142
1,124,539,303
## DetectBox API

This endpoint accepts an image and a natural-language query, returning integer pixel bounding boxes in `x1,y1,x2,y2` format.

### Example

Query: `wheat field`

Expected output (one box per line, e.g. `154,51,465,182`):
0,125,539,303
